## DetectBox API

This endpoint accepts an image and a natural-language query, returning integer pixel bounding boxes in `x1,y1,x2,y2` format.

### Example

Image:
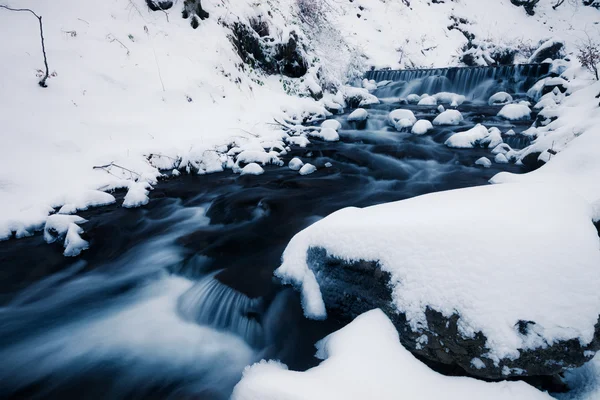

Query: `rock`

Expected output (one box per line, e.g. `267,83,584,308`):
321,119,342,131
299,163,317,176
240,163,265,176
288,157,304,171
146,0,173,11
521,151,545,171
510,0,540,16
494,153,509,164
433,110,463,126
488,92,513,106
348,108,369,122
475,157,492,168
411,120,433,135
303,247,600,380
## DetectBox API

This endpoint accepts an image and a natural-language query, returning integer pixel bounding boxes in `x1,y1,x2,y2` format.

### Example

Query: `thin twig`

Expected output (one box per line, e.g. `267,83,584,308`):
0,5,50,87
106,34,130,55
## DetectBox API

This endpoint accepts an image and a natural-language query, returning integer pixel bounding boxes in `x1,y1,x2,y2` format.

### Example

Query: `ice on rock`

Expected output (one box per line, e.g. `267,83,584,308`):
309,128,339,142
321,119,342,131
494,153,509,164
240,163,265,176
231,310,551,400
433,110,463,126
275,183,600,365
411,120,433,135
123,181,152,208
287,136,311,148
288,158,304,171
418,96,437,106
498,104,531,120
347,108,369,122
488,92,513,106
475,157,492,168
299,164,317,176
388,109,417,130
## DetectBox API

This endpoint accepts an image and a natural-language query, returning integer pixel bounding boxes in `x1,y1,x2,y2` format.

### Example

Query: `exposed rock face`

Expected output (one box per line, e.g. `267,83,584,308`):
510,0,540,15
229,22,308,78
306,247,600,380
146,0,173,11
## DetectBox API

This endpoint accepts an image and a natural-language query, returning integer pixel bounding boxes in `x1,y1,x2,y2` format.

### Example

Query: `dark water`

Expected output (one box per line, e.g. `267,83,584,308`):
0,89,534,399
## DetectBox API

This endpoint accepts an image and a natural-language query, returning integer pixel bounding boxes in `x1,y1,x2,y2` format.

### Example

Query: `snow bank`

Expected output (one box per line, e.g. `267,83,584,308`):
498,104,531,120
275,183,600,362
433,110,463,126
232,310,550,400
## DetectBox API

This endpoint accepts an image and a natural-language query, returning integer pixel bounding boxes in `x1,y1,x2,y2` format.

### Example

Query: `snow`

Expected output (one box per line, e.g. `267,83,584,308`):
231,309,551,400
411,120,433,135
418,96,437,106
44,214,89,257
445,124,503,149
286,136,311,148
491,143,513,156
475,157,492,168
498,104,532,120
488,92,513,106
288,158,304,171
299,164,317,176
494,153,509,164
347,108,369,122
240,163,265,176
406,94,421,104
122,182,152,209
309,128,339,142
433,110,463,126
434,92,465,107
320,119,341,131
57,190,116,215
275,183,600,362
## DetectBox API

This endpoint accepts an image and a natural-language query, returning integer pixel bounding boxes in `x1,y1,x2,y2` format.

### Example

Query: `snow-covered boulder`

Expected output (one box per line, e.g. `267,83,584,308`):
347,108,369,122
543,77,569,95
494,153,509,164
498,104,531,120
411,120,433,135
445,124,502,149
388,109,417,131
287,136,311,148
343,87,380,108
232,310,551,400
321,119,342,131
491,143,513,155
433,92,466,107
275,184,600,379
299,164,317,176
240,163,265,176
288,157,304,171
488,92,513,106
123,181,152,208
528,39,565,64
406,94,421,104
432,110,463,126
475,157,492,168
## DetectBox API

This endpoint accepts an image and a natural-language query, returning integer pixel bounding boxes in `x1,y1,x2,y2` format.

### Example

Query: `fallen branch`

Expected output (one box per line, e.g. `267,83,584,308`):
106,34,130,55
93,162,141,180
0,5,50,87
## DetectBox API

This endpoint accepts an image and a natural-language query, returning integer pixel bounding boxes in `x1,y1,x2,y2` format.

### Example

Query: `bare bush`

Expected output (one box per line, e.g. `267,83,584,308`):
577,34,600,80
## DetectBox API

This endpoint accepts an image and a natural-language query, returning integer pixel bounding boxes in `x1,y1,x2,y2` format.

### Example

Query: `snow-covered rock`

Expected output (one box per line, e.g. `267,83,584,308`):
240,163,265,176
299,164,317,176
445,124,503,149
434,92,466,107
433,110,464,126
288,158,304,171
475,157,492,168
406,94,421,104
418,96,437,106
44,214,89,257
491,143,513,155
498,104,531,120
232,310,551,400
287,136,311,148
388,109,417,130
321,119,342,131
494,153,509,164
411,120,433,135
275,183,600,379
347,108,369,122
309,128,339,142
488,92,513,106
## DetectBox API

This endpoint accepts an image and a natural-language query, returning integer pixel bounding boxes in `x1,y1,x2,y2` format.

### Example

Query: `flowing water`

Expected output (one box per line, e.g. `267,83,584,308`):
0,66,544,399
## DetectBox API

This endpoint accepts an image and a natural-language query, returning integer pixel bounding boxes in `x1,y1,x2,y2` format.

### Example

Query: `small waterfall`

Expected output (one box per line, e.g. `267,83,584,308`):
177,273,266,348
368,64,550,101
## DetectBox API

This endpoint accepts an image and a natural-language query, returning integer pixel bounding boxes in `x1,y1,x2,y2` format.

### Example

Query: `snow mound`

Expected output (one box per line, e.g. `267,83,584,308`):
488,92,513,106
411,120,433,135
418,96,437,106
494,153,509,164
433,110,463,126
445,124,503,149
289,158,304,171
434,92,466,107
321,120,342,131
44,214,89,257
275,183,600,363
57,190,116,215
406,94,421,104
299,164,317,176
231,310,551,400
240,163,265,176
123,182,152,208
498,104,531,120
347,108,369,122
287,136,311,148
